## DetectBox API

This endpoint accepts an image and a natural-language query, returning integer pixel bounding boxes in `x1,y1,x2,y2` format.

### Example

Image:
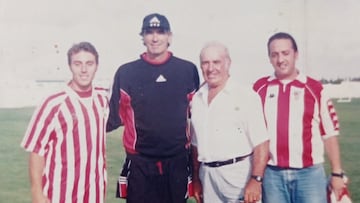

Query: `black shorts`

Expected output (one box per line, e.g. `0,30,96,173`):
124,152,190,203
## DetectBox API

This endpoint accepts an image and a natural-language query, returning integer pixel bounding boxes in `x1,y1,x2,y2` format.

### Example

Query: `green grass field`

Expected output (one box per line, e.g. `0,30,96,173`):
0,98,359,202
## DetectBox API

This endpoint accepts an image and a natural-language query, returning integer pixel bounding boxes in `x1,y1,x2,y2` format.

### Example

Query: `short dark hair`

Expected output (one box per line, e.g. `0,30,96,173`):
267,32,298,56
67,42,99,65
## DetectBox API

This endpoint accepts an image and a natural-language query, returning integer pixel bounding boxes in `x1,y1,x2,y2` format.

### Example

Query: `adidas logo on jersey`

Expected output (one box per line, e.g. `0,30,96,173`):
156,74,167,82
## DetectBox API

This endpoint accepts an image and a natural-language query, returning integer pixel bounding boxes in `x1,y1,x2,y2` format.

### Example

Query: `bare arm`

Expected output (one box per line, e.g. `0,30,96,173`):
191,146,203,203
29,152,50,203
244,140,269,203
324,136,346,199
324,136,342,173
250,140,269,176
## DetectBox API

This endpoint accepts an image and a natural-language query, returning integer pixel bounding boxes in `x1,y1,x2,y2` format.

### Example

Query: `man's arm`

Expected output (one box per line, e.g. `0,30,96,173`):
106,71,122,132
191,146,203,203
324,136,346,199
244,140,269,203
29,152,50,203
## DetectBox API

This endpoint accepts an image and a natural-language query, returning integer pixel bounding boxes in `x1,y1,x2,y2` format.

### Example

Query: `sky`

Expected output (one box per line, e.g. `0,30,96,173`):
0,0,360,86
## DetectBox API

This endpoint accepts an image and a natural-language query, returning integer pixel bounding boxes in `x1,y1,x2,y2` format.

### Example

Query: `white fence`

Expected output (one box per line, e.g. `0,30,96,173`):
0,81,359,108
0,79,110,108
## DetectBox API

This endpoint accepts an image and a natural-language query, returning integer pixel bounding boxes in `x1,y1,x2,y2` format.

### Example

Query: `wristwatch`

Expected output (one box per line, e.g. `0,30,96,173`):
251,175,263,183
331,171,345,178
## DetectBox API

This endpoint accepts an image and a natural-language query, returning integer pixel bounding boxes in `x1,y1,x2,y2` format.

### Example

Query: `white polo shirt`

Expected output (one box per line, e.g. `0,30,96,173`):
191,78,269,163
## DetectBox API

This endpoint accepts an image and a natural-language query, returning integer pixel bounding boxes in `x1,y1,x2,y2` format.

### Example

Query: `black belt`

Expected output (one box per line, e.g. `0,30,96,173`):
203,153,252,168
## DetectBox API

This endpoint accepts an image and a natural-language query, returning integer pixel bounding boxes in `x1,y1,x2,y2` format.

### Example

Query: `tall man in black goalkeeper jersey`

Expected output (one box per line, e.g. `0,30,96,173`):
107,13,200,203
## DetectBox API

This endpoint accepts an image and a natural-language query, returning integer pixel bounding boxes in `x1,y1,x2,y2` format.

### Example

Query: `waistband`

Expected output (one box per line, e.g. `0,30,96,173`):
126,151,188,161
267,163,323,170
203,153,252,168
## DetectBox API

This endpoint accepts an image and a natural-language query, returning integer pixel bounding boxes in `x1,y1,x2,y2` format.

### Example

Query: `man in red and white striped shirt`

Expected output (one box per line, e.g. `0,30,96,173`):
253,32,347,203
21,42,109,203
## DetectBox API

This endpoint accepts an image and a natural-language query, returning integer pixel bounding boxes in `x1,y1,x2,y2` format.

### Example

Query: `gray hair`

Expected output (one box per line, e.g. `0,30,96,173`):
199,41,231,61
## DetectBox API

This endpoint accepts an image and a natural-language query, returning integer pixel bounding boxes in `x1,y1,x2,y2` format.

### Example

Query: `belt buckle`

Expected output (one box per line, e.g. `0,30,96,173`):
215,162,220,167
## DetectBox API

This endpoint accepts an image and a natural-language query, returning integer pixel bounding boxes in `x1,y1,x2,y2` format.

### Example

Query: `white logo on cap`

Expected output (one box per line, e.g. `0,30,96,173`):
149,16,161,27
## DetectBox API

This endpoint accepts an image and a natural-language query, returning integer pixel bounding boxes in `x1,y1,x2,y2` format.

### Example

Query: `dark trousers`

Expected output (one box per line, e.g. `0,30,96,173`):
126,152,189,203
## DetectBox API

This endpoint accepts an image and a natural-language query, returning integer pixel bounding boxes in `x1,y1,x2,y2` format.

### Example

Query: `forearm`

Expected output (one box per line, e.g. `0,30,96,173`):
191,146,200,181
324,136,347,200
106,77,122,132
191,146,203,203
244,140,269,202
251,140,269,176
324,136,342,173
29,152,46,199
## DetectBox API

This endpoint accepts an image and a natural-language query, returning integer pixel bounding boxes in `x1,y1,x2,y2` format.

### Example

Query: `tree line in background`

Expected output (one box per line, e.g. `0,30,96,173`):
320,77,360,84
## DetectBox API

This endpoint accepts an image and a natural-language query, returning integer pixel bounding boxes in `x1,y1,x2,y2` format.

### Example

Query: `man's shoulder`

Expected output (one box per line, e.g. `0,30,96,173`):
305,75,322,85
254,76,271,84
119,58,142,69
253,76,271,91
113,59,144,78
45,89,68,101
226,79,260,101
36,89,68,111
195,82,206,93
94,87,109,97
171,55,196,67
303,75,324,94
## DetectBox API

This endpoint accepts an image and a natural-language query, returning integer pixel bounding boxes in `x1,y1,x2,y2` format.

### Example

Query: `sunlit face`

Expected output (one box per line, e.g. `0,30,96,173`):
268,38,298,80
200,46,230,89
69,50,98,92
142,28,172,59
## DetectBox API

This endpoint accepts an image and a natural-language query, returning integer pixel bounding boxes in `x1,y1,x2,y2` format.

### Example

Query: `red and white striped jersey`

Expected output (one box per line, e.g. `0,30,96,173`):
21,85,109,203
253,73,339,168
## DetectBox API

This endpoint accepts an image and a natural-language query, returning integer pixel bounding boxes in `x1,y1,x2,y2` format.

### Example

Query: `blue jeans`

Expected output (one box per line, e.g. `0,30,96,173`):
262,164,327,203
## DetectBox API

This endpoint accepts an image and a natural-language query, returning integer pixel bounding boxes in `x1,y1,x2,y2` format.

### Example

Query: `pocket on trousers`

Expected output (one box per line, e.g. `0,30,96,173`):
116,175,128,198
187,176,194,197
116,158,131,199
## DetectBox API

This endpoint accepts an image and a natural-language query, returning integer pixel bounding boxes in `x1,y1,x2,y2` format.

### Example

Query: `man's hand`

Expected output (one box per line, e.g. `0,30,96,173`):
330,176,347,201
29,153,49,203
32,192,50,203
192,179,203,203
244,178,262,203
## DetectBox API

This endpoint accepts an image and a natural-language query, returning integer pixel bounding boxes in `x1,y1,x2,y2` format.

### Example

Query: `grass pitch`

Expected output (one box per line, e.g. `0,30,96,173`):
0,98,359,202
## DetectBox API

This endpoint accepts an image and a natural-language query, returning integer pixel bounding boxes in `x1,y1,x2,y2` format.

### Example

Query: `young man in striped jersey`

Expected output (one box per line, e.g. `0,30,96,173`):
253,32,347,203
21,42,109,203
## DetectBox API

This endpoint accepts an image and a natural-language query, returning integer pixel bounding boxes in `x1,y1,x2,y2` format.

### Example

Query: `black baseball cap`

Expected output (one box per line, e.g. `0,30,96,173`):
140,13,171,35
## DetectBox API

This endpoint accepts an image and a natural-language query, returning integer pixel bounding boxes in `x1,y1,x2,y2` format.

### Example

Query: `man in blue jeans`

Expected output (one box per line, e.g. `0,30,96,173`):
253,32,348,203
